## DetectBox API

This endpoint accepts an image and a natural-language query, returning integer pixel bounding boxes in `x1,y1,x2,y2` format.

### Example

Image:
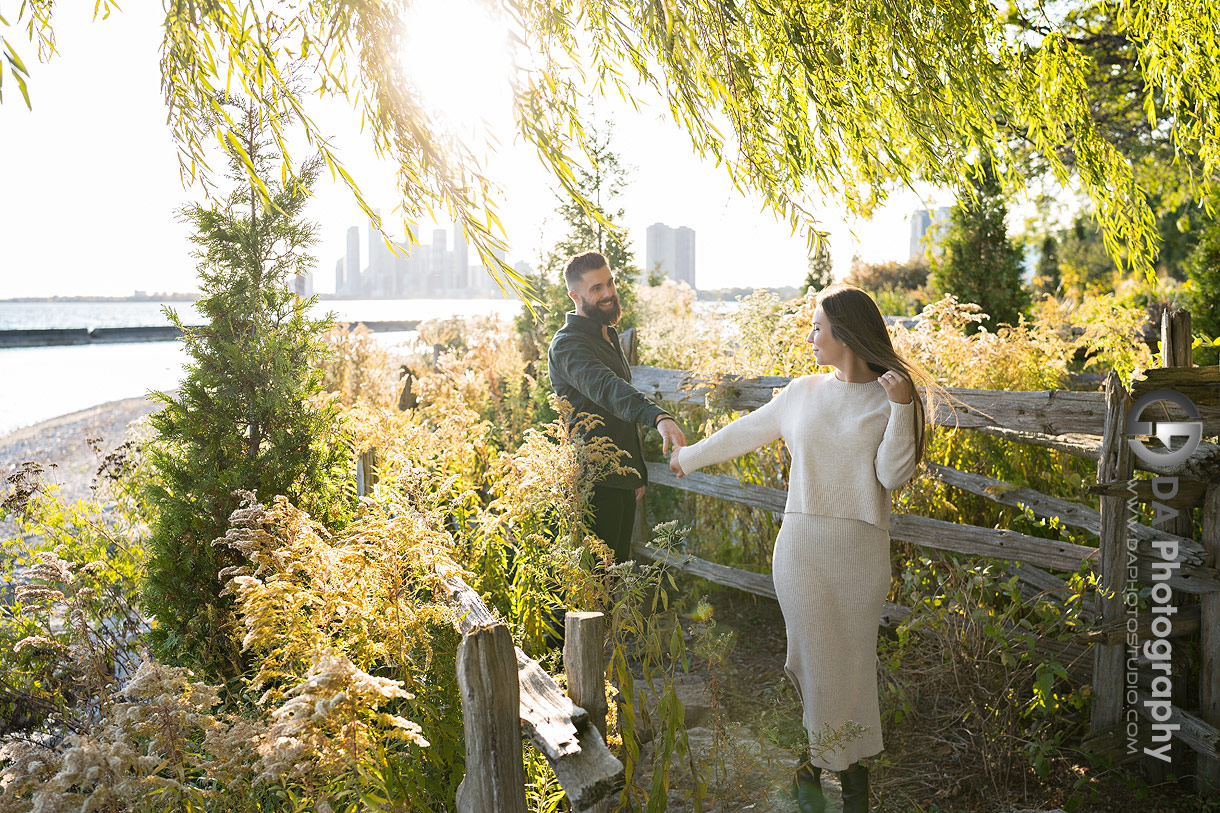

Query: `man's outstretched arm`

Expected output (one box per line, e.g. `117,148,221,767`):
550,338,669,426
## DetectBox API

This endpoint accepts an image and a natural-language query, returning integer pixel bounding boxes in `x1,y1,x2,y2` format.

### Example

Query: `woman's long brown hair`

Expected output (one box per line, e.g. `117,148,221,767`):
816,282,934,467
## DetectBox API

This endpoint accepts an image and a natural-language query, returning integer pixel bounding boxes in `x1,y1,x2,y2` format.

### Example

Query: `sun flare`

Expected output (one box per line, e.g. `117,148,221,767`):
398,0,514,138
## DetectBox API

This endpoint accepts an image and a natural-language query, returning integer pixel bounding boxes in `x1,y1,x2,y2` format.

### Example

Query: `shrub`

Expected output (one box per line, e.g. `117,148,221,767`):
142,101,351,681
929,161,1031,332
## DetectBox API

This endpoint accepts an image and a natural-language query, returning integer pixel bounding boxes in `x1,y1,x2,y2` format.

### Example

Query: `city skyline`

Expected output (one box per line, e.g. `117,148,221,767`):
330,215,520,299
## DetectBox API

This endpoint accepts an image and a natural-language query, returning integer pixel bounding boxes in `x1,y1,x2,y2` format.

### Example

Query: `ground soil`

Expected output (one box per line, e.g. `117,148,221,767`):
684,584,1220,813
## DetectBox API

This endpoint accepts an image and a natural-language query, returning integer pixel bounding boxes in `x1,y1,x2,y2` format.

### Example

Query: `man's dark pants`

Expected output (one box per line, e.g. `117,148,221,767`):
591,485,637,564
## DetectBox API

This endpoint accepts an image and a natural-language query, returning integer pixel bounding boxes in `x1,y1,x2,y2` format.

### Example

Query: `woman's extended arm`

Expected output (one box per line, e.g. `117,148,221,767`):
874,399,919,490
675,382,792,476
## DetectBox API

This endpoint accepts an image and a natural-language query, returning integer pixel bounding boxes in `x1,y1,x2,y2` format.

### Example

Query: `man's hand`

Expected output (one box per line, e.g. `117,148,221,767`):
669,446,686,478
635,486,645,501
657,417,686,456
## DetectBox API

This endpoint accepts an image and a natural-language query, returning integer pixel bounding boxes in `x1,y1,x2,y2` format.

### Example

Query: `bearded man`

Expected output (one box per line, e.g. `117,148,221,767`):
547,251,686,563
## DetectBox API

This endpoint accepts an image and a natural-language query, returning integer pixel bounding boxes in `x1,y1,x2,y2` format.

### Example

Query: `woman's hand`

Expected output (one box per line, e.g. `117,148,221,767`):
669,446,686,478
878,370,914,404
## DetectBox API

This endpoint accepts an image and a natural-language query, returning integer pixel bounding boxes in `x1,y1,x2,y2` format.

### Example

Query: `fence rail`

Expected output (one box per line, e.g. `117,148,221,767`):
631,304,1220,795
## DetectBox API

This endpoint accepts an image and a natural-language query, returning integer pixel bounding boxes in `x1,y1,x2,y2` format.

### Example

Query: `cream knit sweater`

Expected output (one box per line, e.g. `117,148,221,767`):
676,372,919,531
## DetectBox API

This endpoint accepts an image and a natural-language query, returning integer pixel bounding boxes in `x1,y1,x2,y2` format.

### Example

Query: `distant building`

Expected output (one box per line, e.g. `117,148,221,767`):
291,271,314,297
645,222,697,289
649,222,697,288
366,210,400,297
334,258,345,296
909,207,952,259
451,230,469,293
345,226,361,296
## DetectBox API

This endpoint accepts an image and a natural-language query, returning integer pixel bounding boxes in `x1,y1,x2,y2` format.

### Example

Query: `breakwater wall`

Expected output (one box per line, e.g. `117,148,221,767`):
0,321,422,348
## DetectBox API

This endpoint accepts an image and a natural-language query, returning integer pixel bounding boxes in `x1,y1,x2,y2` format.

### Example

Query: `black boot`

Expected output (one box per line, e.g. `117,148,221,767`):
787,762,826,813
837,763,870,813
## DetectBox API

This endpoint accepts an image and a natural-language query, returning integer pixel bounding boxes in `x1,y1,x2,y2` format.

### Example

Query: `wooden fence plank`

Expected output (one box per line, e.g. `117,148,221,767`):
1089,477,1208,509
1143,311,1198,782
926,462,1103,534
647,462,1098,572
1136,693,1220,762
631,365,1109,435
564,612,608,741
630,542,914,628
455,624,528,813
1130,366,1220,438
436,572,624,807
968,425,1102,460
1130,438,1220,480
1092,372,1133,736
890,513,1099,573
563,612,621,813
1074,603,1201,647
929,462,1208,571
645,461,786,513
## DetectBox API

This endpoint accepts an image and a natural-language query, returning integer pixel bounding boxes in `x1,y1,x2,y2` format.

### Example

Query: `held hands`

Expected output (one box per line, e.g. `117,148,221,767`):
878,370,914,404
656,416,688,478
657,416,686,456
669,445,686,478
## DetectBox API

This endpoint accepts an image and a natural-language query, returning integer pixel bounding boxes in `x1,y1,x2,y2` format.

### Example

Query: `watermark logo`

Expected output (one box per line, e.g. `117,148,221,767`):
1121,386,1207,763
1125,388,1203,468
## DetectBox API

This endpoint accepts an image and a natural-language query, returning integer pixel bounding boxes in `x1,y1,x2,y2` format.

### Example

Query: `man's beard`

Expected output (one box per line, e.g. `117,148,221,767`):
581,293,622,326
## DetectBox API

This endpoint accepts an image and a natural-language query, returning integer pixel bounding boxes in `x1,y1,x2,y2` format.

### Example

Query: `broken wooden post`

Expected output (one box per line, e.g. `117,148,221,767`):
1091,371,1133,736
564,611,608,739
564,611,613,813
456,623,528,813
356,448,377,497
437,571,626,809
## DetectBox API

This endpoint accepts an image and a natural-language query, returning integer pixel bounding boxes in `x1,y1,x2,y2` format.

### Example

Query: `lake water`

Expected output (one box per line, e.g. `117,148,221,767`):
0,299,524,437
0,298,522,330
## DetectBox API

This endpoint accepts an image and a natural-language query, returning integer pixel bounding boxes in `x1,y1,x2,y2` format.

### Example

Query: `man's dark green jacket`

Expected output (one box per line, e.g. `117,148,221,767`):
548,312,668,490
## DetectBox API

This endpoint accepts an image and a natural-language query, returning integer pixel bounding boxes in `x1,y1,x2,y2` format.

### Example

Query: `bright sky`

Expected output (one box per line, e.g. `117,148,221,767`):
0,3,940,299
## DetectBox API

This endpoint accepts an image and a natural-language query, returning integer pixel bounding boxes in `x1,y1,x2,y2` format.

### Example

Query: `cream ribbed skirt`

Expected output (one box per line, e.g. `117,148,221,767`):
773,512,890,771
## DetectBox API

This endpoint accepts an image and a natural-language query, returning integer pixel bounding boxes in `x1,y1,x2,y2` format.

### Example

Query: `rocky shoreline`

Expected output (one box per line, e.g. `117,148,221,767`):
1,395,163,506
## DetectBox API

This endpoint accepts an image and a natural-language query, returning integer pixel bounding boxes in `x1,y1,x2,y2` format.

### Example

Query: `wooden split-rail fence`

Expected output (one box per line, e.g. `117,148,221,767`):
347,309,1218,804
623,309,1220,796
352,465,624,810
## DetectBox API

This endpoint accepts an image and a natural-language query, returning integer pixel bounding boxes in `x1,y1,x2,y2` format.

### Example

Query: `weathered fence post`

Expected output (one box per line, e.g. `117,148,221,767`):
1201,482,1220,794
564,611,613,813
1148,307,1194,780
1161,306,1193,370
620,327,650,552
564,611,608,738
356,448,377,497
1091,371,1134,736
455,623,528,813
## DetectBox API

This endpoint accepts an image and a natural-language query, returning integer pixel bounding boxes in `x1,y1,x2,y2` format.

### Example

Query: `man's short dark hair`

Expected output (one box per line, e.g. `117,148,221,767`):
564,252,609,290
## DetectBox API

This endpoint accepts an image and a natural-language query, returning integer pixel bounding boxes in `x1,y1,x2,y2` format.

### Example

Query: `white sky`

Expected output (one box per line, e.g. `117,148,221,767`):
0,4,944,298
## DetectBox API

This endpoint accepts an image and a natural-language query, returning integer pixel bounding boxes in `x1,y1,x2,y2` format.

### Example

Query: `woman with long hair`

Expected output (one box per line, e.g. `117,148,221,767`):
670,283,931,813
